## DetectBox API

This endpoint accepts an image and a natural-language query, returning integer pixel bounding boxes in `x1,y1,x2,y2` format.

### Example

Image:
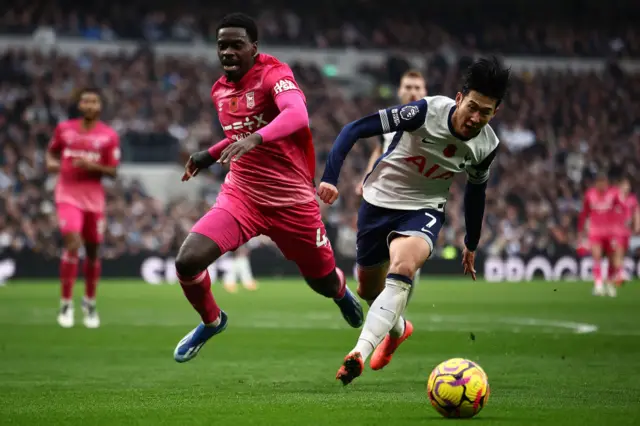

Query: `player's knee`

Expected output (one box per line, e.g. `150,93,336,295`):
388,258,420,280
84,243,99,261
175,247,211,279
63,234,82,253
175,252,202,279
175,234,222,279
388,236,430,278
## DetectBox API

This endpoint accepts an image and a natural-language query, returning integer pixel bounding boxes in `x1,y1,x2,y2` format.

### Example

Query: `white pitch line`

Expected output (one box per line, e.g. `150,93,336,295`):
1,311,601,334
495,317,598,334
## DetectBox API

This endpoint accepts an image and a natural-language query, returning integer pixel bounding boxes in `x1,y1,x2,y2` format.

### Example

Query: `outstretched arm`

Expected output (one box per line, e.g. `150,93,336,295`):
46,124,63,173
321,99,428,186
463,148,498,251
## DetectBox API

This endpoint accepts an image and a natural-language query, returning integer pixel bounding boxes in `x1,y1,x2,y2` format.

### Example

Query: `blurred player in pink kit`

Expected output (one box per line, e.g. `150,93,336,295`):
610,176,640,286
173,13,363,363
578,172,624,297
46,88,120,328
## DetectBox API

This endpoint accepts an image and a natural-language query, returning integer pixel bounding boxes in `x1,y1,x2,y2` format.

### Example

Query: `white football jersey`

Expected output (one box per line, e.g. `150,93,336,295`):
380,133,395,152
363,95,499,211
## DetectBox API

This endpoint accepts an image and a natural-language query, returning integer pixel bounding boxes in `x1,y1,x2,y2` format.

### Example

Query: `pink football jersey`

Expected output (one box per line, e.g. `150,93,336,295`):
579,187,622,237
615,193,638,237
211,53,316,207
48,119,120,212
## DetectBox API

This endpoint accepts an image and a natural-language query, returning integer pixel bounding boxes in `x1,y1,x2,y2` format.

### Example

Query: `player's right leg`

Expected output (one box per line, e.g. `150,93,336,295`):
338,235,431,385
604,239,620,297
357,263,414,371
81,211,106,329
589,237,605,296
611,237,627,288
173,186,264,362
265,200,363,328
55,203,84,328
337,204,443,384
354,202,415,367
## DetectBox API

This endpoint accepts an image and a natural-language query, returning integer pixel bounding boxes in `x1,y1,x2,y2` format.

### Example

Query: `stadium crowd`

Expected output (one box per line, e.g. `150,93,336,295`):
1,0,640,58
0,19,639,260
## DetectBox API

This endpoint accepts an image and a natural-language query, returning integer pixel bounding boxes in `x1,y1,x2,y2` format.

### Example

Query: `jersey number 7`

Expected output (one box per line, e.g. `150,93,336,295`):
421,212,437,232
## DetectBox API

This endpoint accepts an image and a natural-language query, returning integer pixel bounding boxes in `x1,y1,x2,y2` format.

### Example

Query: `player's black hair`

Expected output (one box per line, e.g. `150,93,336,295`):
462,56,511,107
68,87,103,118
216,13,258,43
77,87,102,100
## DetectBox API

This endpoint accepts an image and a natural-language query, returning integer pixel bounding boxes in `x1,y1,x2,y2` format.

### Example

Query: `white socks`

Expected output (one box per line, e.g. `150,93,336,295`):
353,274,413,361
236,256,255,285
366,299,406,338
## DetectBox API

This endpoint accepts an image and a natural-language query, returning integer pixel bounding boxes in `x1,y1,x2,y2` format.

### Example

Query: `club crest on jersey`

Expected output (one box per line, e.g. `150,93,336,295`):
399,105,419,120
245,92,255,109
229,97,239,113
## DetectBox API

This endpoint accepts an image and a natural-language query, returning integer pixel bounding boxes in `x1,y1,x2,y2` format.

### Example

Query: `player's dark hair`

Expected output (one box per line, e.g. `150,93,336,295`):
462,57,510,107
216,13,258,43
77,87,102,101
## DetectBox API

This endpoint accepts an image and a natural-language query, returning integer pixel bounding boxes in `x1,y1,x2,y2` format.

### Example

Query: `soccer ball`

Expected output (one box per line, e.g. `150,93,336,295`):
426,358,490,418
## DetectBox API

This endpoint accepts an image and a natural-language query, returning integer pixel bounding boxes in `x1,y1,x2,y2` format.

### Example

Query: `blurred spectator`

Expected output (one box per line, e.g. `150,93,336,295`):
0,41,639,259
1,0,640,57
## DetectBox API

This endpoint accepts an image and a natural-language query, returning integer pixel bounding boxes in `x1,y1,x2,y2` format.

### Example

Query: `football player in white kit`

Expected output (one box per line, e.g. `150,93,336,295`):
318,57,510,385
356,70,427,286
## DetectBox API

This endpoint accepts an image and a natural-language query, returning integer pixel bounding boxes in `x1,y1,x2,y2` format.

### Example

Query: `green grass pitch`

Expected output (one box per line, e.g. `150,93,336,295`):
1,278,640,425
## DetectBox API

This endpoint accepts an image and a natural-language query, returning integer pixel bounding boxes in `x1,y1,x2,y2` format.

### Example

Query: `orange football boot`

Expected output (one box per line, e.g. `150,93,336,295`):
370,320,414,370
336,352,364,385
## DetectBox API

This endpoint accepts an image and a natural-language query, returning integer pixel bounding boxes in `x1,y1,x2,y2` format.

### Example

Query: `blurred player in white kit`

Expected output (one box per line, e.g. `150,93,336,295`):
357,70,428,285
221,238,263,293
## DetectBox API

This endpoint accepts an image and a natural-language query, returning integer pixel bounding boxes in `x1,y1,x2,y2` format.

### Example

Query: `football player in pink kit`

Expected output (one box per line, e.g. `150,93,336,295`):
578,172,623,297
611,176,640,286
173,13,363,363
46,88,120,328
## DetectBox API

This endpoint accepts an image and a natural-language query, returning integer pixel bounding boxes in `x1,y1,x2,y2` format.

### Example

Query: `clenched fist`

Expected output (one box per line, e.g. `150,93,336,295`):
318,182,339,205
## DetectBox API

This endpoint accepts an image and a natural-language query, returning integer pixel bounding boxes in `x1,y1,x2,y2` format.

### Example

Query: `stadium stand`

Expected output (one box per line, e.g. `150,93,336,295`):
1,1,639,263
2,0,640,57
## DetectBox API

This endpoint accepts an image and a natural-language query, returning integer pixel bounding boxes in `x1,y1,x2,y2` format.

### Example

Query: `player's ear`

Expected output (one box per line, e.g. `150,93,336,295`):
455,92,463,105
251,42,258,58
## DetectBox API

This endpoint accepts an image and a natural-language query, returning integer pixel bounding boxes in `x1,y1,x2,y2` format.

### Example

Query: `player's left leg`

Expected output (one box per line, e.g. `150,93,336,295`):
55,203,84,328
265,200,363,328
604,238,622,297
356,262,414,371
173,184,265,362
338,235,431,385
589,236,605,296
81,211,106,328
619,237,631,284
337,208,444,385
